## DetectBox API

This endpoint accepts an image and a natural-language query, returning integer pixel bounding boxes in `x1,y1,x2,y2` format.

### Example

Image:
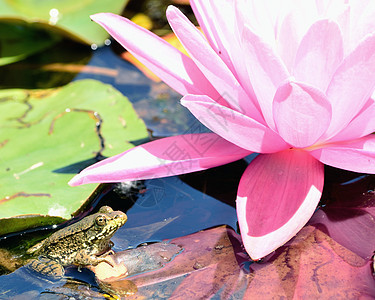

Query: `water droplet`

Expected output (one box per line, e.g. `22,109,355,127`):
91,44,98,50
49,8,60,25
104,39,111,46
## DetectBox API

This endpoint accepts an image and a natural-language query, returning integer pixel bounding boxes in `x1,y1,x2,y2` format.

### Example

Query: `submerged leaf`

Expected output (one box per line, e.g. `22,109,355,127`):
248,226,375,299
101,225,375,298
309,168,375,259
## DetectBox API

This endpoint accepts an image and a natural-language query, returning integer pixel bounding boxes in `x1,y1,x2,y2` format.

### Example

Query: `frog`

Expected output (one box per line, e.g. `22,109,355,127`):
25,206,127,280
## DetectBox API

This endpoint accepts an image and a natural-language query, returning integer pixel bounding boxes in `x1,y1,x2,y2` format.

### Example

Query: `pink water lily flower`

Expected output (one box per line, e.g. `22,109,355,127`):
69,0,375,260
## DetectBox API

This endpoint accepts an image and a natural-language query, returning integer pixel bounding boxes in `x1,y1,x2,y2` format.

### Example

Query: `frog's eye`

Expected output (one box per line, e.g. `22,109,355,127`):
95,215,107,226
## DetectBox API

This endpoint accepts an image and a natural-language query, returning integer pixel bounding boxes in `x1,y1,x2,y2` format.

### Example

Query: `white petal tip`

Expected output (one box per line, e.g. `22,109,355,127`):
68,175,83,187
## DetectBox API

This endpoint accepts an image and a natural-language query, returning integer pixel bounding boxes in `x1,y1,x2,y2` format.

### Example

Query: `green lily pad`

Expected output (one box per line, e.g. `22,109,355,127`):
0,39,92,88
0,21,61,66
0,79,148,235
0,0,129,46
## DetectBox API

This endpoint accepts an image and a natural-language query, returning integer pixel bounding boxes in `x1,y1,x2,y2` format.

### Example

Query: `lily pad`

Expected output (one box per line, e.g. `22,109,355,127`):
0,79,148,235
0,39,92,89
0,21,61,66
98,226,375,299
0,0,129,46
309,167,375,259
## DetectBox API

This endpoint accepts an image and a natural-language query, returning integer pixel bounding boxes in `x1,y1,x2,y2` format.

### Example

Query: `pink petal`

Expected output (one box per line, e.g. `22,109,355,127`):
276,3,318,72
166,6,263,121
309,135,375,174
189,0,236,74
90,13,219,99
330,99,375,142
349,0,375,51
191,0,259,109
316,1,350,55
242,25,290,130
335,4,350,54
234,0,283,108
276,12,299,71
237,150,324,260
273,81,331,148
69,133,251,186
181,95,289,153
325,32,375,138
293,19,343,92
235,0,280,44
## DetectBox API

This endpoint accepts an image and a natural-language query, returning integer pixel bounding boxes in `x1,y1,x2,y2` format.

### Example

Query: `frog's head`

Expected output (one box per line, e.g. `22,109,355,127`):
90,206,127,242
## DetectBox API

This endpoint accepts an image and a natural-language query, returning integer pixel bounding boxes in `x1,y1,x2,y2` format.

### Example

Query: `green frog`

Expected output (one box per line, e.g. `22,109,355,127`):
26,206,127,280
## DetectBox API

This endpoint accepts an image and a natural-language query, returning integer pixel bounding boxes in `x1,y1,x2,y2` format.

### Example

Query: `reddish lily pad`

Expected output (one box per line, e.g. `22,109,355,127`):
0,79,147,235
248,226,375,299
100,225,375,299
309,168,375,260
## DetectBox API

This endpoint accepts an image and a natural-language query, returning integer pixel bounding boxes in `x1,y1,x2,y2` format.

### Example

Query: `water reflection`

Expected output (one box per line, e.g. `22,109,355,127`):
49,8,60,25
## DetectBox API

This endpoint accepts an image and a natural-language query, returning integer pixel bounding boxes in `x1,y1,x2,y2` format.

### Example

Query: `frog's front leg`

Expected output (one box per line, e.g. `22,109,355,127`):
26,257,65,280
73,249,114,268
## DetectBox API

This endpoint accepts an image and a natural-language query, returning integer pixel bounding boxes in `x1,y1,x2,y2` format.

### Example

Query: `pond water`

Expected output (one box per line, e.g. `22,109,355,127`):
1,4,375,299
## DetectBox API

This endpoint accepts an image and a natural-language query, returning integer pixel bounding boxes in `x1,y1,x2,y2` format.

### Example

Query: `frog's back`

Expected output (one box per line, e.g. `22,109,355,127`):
27,215,95,255
46,216,94,243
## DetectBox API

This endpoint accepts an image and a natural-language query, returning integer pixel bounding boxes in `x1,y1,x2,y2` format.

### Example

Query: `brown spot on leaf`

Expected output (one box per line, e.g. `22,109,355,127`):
0,139,9,148
0,192,51,204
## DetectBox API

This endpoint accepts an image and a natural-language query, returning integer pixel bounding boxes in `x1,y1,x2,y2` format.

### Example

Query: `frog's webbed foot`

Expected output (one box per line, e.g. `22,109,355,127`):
103,249,115,256
74,250,114,268
97,249,116,267
25,257,65,280
100,257,115,268
92,256,115,268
